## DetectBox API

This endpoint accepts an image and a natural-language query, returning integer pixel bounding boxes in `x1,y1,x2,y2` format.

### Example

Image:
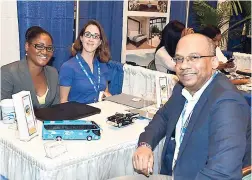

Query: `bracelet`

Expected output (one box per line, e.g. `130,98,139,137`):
138,142,152,150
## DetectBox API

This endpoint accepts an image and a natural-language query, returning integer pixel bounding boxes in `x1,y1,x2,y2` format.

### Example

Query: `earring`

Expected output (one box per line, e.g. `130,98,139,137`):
25,52,27,56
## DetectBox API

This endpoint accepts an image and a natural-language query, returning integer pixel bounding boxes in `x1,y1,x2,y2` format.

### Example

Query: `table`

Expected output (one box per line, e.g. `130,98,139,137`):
122,64,178,99
233,52,251,70
227,72,252,93
0,101,165,180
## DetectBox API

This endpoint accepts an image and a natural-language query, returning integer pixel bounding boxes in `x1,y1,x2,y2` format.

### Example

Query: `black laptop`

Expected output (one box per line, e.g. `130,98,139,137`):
34,102,101,121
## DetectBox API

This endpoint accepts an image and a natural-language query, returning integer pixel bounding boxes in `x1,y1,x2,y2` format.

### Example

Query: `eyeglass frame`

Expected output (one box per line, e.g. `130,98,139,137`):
32,43,54,52
173,54,215,64
83,31,101,40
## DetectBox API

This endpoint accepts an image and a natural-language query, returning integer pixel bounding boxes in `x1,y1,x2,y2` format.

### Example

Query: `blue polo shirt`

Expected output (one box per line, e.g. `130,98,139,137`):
59,53,110,104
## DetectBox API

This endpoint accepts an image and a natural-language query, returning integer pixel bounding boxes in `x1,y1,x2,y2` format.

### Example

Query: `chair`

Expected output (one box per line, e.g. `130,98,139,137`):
107,60,124,95
147,59,157,71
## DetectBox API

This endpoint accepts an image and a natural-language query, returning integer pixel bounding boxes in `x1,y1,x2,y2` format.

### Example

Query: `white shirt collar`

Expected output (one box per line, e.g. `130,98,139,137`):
172,71,218,170
182,71,218,102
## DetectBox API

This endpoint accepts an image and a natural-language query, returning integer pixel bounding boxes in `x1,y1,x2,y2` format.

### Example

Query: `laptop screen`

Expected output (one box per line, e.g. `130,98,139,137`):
104,93,154,109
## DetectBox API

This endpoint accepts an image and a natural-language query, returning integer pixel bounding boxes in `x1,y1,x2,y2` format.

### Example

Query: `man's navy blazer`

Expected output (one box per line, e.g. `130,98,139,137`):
139,73,251,180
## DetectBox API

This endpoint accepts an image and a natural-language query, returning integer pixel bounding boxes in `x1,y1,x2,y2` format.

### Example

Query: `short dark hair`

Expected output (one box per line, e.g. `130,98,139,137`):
200,25,221,39
25,26,53,43
156,20,185,57
72,19,111,62
205,35,216,55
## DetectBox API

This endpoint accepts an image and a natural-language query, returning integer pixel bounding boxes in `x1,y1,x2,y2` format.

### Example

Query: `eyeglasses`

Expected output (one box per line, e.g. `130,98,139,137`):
83,31,100,40
173,54,215,64
32,44,54,52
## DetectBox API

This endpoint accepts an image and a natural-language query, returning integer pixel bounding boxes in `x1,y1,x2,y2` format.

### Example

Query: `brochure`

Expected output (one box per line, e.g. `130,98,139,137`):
12,91,38,141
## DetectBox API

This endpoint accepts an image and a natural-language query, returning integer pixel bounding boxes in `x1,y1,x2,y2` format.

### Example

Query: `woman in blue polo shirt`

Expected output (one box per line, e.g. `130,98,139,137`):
59,20,112,104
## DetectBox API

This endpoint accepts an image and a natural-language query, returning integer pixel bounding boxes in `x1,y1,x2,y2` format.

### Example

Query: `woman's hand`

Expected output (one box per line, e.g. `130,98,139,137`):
103,84,112,98
103,91,112,97
226,61,235,68
217,61,227,70
218,61,235,70
181,28,194,37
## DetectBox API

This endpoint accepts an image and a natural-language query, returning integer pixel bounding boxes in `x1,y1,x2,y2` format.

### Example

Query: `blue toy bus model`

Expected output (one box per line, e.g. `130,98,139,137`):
42,120,101,141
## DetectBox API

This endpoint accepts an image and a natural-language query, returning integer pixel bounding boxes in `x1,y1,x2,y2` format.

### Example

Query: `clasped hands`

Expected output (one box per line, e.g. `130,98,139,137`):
225,61,235,68
219,61,235,69
132,146,154,176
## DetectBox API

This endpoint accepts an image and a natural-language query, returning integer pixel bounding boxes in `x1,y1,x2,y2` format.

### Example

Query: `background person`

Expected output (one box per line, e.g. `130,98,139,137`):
1,26,60,108
59,20,112,104
133,34,250,179
200,24,236,72
154,20,194,73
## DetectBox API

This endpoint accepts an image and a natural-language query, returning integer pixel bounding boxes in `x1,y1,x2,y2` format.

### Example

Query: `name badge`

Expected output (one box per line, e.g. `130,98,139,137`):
44,141,67,159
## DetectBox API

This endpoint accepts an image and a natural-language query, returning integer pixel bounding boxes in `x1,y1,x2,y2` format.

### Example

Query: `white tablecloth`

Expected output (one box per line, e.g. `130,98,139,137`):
233,52,252,70
108,174,171,180
122,64,178,100
0,101,165,180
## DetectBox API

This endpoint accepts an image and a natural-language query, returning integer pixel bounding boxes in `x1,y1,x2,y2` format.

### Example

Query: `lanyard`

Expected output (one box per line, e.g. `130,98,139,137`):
179,71,219,143
179,101,193,143
76,54,100,93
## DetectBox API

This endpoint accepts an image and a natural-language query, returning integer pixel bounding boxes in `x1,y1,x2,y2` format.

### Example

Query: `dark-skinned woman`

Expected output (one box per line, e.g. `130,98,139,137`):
1,26,60,108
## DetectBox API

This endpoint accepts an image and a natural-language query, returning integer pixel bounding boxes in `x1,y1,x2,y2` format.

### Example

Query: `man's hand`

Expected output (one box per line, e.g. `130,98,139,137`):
133,146,154,176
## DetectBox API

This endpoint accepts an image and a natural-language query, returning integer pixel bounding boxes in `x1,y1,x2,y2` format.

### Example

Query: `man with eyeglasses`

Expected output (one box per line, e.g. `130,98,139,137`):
133,34,251,179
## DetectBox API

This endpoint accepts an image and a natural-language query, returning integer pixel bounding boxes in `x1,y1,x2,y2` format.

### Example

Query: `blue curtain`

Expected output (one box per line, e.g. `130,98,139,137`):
227,14,244,52
169,0,187,24
78,1,123,62
107,61,124,95
17,1,75,71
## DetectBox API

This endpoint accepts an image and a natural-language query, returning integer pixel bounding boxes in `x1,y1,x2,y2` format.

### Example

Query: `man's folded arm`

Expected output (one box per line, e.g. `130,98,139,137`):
138,95,173,150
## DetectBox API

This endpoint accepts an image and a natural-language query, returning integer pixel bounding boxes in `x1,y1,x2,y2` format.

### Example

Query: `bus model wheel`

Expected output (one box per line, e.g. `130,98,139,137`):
87,136,92,141
118,123,122,128
56,136,62,141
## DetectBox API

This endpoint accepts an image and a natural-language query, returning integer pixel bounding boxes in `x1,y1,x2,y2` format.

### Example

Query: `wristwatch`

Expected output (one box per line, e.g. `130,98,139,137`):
138,142,152,150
